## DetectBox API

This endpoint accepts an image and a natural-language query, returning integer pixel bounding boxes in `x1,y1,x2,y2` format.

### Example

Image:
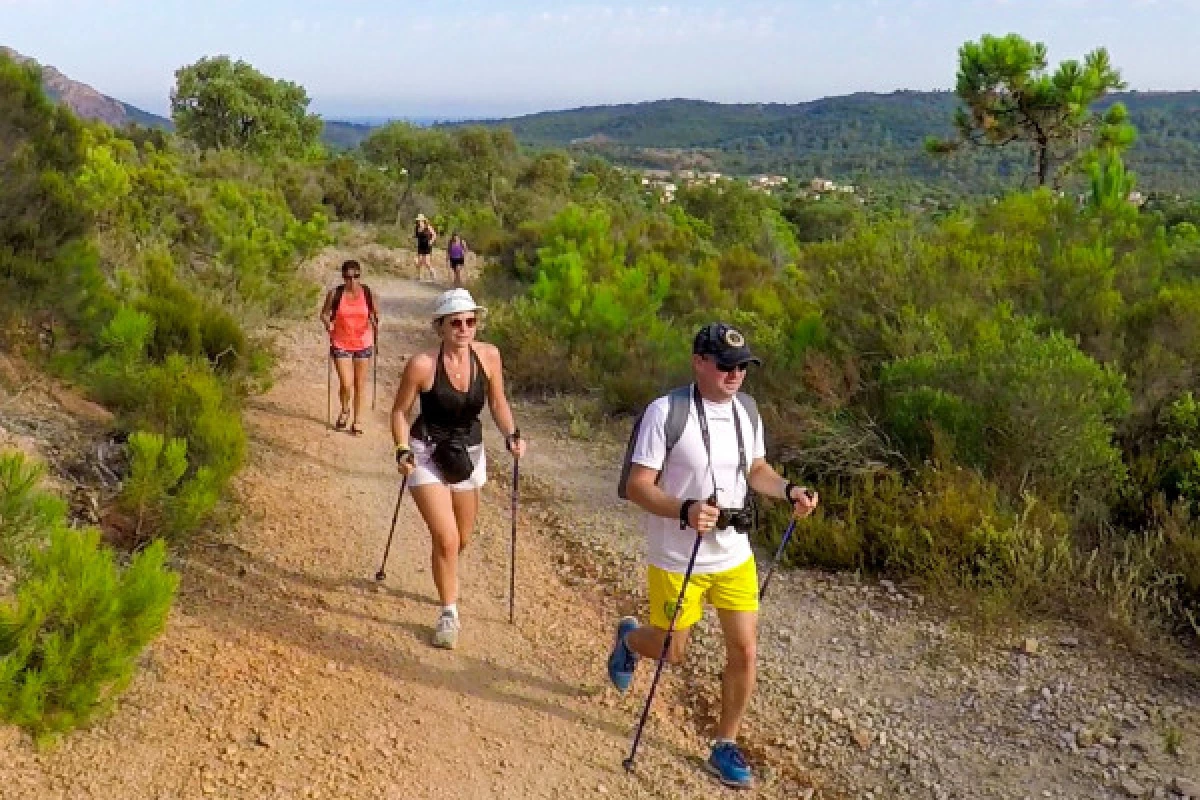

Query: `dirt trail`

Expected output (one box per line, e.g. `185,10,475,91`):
5,274,1198,800
4,277,781,800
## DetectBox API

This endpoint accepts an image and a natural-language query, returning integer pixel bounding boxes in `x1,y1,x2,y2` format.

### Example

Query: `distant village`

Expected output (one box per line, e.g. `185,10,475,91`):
631,168,859,203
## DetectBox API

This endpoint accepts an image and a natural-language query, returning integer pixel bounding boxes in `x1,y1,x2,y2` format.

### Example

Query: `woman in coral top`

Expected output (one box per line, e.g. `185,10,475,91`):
320,259,379,435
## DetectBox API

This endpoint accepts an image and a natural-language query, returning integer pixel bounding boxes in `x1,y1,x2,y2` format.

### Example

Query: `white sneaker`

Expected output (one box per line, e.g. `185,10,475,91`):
432,610,460,649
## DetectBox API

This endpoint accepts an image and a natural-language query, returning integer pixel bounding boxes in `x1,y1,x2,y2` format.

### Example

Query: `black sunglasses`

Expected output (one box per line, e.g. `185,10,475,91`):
709,358,748,374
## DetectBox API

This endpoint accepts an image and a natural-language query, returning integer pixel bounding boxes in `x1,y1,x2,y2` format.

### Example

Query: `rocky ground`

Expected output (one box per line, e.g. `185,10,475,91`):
2,270,1197,799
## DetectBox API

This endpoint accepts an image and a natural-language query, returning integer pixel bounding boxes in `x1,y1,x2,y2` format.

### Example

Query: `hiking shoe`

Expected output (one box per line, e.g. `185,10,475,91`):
606,616,640,692
432,611,460,649
706,741,754,789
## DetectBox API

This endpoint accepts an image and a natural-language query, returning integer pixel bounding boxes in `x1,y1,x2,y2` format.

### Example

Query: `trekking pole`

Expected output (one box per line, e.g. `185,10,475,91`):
372,337,379,411
758,519,797,601
759,489,814,601
623,529,704,772
326,351,332,429
508,437,521,624
375,475,409,582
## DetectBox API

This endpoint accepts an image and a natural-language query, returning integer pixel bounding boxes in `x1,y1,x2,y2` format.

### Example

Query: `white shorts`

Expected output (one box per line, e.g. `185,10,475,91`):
407,439,487,491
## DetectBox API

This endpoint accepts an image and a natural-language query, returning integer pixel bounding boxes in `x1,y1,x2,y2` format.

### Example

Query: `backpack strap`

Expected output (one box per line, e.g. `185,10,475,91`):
330,285,345,317
661,385,692,471
331,284,377,318
616,385,691,500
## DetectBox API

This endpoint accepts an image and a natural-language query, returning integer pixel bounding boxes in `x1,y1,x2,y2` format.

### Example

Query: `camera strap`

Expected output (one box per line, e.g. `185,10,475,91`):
691,385,749,501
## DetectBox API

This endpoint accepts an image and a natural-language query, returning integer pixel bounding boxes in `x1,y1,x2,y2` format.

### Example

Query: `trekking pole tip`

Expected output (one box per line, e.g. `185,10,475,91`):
622,757,636,772
374,570,386,582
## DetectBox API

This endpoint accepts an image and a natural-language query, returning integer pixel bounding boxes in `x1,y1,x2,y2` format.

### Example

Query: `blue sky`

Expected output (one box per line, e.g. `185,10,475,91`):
2,0,1197,119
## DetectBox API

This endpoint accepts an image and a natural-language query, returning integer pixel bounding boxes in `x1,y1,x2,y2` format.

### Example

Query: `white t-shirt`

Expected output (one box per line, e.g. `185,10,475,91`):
631,387,766,574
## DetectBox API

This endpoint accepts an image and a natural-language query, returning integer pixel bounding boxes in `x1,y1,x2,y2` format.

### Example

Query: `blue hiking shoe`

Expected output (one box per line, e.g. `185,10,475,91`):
606,616,640,692
706,741,755,789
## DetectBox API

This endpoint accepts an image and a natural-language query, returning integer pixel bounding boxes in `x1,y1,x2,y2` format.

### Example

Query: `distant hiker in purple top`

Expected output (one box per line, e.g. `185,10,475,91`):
446,233,469,288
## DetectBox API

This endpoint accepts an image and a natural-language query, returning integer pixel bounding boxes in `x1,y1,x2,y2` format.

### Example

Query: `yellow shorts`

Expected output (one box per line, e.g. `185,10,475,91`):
647,557,759,630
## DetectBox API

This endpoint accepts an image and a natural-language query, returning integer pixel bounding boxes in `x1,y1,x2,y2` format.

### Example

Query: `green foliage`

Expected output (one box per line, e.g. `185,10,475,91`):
0,51,89,302
118,432,222,543
0,454,66,576
883,313,1130,504
170,56,321,156
0,526,176,741
931,34,1127,186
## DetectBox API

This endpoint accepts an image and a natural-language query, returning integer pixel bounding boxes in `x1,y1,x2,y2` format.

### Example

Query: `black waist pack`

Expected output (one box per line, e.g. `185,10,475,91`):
429,435,476,484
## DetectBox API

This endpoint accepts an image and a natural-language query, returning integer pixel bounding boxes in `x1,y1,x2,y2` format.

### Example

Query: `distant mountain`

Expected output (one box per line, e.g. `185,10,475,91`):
322,119,375,150
1,46,172,130
468,92,1200,196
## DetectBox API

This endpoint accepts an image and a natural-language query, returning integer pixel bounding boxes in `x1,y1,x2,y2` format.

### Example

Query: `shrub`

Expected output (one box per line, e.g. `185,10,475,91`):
0,528,176,742
0,453,66,577
117,431,224,543
0,450,177,742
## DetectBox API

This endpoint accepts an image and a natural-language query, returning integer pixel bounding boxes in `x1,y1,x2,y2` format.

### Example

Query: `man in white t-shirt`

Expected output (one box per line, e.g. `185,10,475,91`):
607,322,819,789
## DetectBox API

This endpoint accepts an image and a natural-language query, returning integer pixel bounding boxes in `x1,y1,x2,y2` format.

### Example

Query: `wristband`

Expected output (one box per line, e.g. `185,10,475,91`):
395,444,412,464
679,498,697,530
785,481,800,503
505,428,521,452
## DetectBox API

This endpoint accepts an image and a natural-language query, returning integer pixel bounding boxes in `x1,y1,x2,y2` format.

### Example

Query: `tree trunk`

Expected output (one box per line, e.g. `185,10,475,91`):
1035,137,1049,186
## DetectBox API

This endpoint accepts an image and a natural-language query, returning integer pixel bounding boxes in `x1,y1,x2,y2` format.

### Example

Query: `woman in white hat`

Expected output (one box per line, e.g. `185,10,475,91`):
389,288,526,649
414,214,437,283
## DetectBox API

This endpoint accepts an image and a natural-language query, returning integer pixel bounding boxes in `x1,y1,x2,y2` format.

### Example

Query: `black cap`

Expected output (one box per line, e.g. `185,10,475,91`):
692,323,761,369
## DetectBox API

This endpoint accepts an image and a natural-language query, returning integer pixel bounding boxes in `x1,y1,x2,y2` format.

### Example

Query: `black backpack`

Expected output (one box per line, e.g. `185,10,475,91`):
330,284,377,318
616,385,759,500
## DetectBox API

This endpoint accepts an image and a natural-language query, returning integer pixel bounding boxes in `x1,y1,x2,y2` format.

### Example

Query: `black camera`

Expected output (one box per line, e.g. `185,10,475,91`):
715,506,755,533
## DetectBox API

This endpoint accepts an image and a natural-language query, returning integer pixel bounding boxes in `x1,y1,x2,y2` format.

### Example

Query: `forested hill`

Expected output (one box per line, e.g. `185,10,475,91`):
457,91,1200,196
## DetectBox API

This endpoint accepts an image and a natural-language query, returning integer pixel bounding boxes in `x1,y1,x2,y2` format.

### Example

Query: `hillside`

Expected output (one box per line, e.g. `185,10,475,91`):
1,46,172,130
1,46,376,149
459,92,1200,196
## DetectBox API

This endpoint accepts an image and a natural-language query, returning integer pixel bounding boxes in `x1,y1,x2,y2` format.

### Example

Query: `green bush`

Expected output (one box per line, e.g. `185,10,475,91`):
0,527,176,742
882,312,1130,506
0,450,177,742
118,431,224,543
0,454,66,577
769,465,1074,596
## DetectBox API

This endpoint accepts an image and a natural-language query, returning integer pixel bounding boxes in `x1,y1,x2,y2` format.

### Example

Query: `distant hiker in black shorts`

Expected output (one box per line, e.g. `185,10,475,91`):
446,232,469,288
415,214,438,283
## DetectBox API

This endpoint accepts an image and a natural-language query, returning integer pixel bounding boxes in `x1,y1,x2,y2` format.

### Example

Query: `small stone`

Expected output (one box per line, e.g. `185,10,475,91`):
1077,729,1096,748
1022,637,1040,655
1120,778,1146,797
853,729,874,751
1173,777,1200,797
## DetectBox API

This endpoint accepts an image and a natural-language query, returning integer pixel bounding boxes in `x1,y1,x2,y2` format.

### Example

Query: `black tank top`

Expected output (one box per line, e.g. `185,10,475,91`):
411,345,487,446
416,228,433,247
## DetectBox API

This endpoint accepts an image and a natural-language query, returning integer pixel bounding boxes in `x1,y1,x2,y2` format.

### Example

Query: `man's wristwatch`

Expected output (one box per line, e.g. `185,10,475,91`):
679,499,697,530
785,481,801,503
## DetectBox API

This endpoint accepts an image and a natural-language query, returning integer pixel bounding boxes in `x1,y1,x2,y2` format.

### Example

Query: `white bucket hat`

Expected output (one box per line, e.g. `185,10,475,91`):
432,288,487,321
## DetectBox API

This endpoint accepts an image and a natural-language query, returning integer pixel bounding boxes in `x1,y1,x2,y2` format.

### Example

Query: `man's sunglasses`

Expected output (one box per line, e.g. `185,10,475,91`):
709,358,748,374
447,317,477,330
